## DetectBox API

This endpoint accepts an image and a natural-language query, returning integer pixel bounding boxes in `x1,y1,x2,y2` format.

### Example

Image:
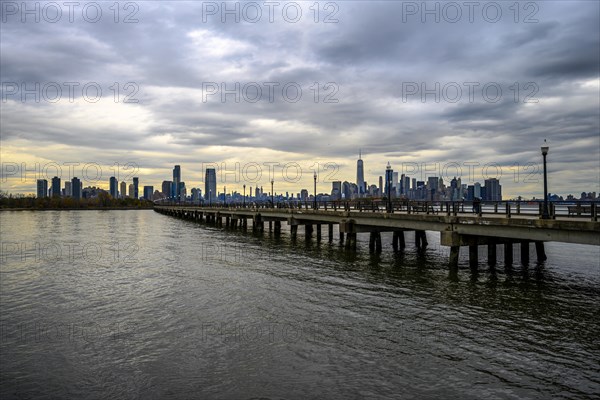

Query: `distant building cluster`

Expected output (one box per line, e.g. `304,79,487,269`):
36,175,148,201
34,154,597,203
326,154,502,202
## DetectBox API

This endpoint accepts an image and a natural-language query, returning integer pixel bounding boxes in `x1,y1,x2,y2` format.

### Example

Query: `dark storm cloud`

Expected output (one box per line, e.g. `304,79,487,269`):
0,0,598,195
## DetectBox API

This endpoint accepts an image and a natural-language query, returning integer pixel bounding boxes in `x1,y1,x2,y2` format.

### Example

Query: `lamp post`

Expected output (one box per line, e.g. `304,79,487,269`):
541,140,549,219
386,162,392,213
271,179,274,208
243,184,246,208
313,171,317,209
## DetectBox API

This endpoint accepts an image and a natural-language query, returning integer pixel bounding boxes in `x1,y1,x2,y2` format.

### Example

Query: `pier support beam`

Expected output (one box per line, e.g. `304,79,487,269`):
449,246,460,270
415,230,428,249
521,241,530,265
328,224,333,242
316,225,321,241
339,232,344,245
305,224,313,238
535,241,547,262
392,231,405,251
487,242,497,266
345,232,357,251
274,221,281,235
290,225,298,239
504,243,513,266
369,232,382,253
469,245,478,269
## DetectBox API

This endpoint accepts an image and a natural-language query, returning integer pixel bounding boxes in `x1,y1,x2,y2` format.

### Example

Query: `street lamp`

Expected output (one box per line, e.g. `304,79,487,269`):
313,171,317,209
271,179,274,208
243,184,246,207
386,162,392,213
541,140,549,219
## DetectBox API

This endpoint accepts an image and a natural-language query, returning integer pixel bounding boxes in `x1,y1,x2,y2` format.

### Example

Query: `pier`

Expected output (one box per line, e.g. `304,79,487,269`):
154,200,599,269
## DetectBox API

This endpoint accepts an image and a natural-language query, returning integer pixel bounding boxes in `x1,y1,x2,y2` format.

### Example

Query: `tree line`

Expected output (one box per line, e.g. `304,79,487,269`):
0,191,154,209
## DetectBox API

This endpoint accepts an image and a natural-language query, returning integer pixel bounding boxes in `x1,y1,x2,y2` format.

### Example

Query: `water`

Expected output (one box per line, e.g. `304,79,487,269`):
1,210,599,399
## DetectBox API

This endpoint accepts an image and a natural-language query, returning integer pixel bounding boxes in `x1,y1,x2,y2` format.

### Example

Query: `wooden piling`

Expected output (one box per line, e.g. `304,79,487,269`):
521,241,530,265
504,243,513,266
535,241,547,262
449,246,460,270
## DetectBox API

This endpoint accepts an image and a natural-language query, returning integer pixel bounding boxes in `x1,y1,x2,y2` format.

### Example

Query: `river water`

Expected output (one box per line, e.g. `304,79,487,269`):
1,210,599,399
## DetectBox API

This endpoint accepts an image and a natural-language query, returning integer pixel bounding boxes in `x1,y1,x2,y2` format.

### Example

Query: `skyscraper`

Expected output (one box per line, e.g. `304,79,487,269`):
205,168,216,203
128,184,134,198
427,176,439,201
72,177,81,199
143,186,154,200
51,176,61,197
173,165,181,200
64,181,72,197
331,181,342,200
179,182,186,200
484,178,502,201
356,150,364,197
37,179,48,198
162,180,172,198
120,181,127,198
133,177,139,199
384,162,394,199
109,176,118,198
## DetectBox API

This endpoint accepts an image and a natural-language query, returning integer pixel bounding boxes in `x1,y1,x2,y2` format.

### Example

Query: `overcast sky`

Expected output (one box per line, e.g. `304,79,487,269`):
1,1,599,198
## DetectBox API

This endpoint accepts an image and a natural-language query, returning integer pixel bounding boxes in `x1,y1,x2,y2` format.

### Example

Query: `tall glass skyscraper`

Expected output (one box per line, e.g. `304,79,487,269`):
205,168,217,203
484,178,502,201
385,162,394,199
72,177,81,199
37,179,48,198
109,176,118,198
143,186,154,200
51,176,61,197
173,165,181,200
356,150,364,197
133,177,139,199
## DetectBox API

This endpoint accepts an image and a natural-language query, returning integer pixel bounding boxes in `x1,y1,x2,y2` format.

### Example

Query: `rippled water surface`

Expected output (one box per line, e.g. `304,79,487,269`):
1,210,599,399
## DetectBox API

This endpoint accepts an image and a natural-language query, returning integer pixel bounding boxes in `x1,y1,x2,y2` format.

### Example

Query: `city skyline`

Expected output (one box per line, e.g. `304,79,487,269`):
24,152,598,202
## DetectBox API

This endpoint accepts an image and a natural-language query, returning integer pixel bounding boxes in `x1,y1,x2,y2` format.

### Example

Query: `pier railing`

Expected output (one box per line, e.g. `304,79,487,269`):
153,199,598,221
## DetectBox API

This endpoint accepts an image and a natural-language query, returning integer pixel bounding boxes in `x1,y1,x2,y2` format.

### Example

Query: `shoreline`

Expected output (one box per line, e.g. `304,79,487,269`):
0,207,154,211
